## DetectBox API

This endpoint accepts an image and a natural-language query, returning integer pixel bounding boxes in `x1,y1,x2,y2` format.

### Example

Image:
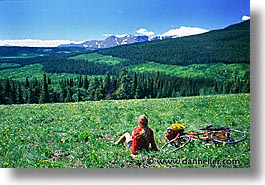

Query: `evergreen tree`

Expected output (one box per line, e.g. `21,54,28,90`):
73,89,81,102
11,82,17,104
135,83,144,99
17,82,24,104
133,72,138,98
149,78,154,98
78,75,83,88
103,72,112,99
83,75,89,90
87,77,100,101
64,89,72,102
32,82,41,103
94,85,104,101
25,78,29,89
0,82,4,104
47,77,52,85
39,73,50,104
110,78,118,99
115,68,133,100
60,86,67,102
3,79,12,104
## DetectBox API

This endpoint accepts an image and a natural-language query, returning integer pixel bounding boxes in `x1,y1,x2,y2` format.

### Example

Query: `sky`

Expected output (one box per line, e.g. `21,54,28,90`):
0,0,250,47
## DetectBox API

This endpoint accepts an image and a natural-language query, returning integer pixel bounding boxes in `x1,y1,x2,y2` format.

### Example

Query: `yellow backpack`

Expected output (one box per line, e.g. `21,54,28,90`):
169,123,185,132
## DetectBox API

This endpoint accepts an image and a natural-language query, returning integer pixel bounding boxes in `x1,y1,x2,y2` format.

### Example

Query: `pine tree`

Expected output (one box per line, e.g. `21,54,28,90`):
60,86,67,102
87,77,101,101
110,78,118,99
115,68,133,100
103,72,112,99
0,82,4,104
64,89,72,102
73,89,81,102
83,75,89,90
47,77,52,85
133,72,138,98
3,79,12,104
135,83,143,99
25,78,29,89
39,73,50,104
11,82,17,104
95,85,104,101
78,74,83,88
17,82,24,104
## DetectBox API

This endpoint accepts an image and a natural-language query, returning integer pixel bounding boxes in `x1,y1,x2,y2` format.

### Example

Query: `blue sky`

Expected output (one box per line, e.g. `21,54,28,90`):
0,0,250,46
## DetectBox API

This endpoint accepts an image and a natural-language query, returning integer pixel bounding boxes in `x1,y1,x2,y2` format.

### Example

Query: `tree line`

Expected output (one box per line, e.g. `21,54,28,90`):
0,68,250,105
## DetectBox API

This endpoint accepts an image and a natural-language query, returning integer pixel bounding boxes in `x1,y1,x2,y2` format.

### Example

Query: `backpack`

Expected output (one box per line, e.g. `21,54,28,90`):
169,123,185,132
166,123,185,141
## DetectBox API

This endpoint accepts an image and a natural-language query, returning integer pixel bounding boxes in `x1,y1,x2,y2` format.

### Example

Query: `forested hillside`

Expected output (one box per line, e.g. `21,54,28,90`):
98,20,250,66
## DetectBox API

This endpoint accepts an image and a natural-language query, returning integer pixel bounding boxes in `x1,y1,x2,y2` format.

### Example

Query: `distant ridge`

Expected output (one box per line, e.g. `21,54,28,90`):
58,35,151,49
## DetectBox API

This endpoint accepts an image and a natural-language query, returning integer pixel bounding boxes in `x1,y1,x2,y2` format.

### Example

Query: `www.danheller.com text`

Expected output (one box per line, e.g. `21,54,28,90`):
114,157,240,167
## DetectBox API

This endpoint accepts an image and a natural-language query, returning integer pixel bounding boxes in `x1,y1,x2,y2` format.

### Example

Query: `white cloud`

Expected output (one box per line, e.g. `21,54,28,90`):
161,26,209,37
115,34,130,38
0,39,84,47
102,33,112,37
242,15,250,21
135,28,155,37
102,33,131,38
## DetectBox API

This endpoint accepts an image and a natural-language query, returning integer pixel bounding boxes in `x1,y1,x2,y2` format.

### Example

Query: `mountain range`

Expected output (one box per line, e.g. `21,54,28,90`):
58,34,177,49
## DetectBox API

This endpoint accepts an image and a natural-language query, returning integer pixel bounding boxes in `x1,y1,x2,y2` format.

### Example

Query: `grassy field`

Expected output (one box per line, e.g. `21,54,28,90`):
70,53,128,65
130,62,250,79
0,94,250,168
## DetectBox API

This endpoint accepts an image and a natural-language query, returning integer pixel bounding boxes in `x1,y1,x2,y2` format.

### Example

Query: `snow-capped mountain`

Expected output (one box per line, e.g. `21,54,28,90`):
150,35,176,41
58,26,210,49
59,35,157,49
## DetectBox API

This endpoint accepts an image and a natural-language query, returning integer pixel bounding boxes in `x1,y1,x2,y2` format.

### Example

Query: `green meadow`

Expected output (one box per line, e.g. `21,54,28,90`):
70,53,128,65
0,94,250,168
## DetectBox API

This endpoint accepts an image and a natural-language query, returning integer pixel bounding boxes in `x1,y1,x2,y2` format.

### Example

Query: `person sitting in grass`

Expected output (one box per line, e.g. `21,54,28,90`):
115,115,158,156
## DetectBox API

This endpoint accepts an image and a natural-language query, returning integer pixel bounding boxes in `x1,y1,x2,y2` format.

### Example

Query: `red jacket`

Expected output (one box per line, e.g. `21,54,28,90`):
131,127,158,155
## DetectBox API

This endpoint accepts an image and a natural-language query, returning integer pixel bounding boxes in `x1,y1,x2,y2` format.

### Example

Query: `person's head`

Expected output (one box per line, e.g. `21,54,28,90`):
138,115,148,127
